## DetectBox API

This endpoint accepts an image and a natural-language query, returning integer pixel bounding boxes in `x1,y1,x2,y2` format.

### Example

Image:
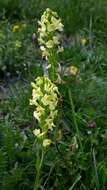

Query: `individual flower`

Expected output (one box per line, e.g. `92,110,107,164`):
46,40,54,48
38,8,64,59
33,129,41,136
53,36,60,45
33,129,46,138
57,46,64,53
80,38,87,46
64,65,79,76
43,139,52,147
69,66,78,75
12,25,20,32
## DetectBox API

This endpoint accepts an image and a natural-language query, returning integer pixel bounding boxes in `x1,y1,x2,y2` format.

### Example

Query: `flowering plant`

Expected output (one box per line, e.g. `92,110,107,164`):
30,8,63,190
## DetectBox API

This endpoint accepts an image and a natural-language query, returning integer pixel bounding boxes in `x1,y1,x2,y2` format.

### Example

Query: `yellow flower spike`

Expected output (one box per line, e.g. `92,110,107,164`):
43,139,52,147
80,38,87,46
38,8,64,60
12,25,20,32
30,76,59,133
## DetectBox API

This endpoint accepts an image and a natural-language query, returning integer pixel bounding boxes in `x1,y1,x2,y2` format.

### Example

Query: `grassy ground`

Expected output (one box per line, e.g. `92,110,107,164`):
0,0,107,189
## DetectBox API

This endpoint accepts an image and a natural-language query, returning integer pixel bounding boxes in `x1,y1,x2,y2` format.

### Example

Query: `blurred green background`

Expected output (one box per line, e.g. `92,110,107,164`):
0,1,107,190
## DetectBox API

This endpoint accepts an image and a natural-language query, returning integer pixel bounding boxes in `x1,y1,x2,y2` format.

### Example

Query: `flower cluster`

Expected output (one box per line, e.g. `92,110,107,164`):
38,8,64,59
30,76,59,147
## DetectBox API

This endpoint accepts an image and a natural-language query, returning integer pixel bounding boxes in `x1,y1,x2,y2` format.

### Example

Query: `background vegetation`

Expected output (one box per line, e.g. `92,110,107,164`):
0,0,107,189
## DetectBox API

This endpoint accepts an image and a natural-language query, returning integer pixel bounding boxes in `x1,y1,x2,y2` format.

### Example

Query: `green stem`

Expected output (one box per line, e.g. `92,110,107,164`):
68,89,83,152
34,147,44,190
48,49,57,81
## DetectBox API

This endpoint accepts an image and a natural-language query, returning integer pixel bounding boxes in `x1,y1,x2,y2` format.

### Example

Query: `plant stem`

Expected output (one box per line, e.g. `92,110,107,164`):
34,147,44,190
48,49,57,81
68,174,81,190
68,89,83,152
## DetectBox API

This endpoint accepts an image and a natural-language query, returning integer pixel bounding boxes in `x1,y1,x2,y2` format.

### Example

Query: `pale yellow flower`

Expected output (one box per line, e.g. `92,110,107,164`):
36,105,44,112
45,118,55,130
40,24,46,32
38,37,45,44
47,24,56,32
65,65,78,76
33,129,46,138
53,36,60,45
33,111,40,121
57,47,64,53
38,8,64,59
80,38,87,46
43,139,52,147
46,40,54,48
33,105,45,121
41,94,57,106
33,129,40,136
42,50,49,60
40,46,46,51
69,66,78,75
51,16,63,32
12,25,20,32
